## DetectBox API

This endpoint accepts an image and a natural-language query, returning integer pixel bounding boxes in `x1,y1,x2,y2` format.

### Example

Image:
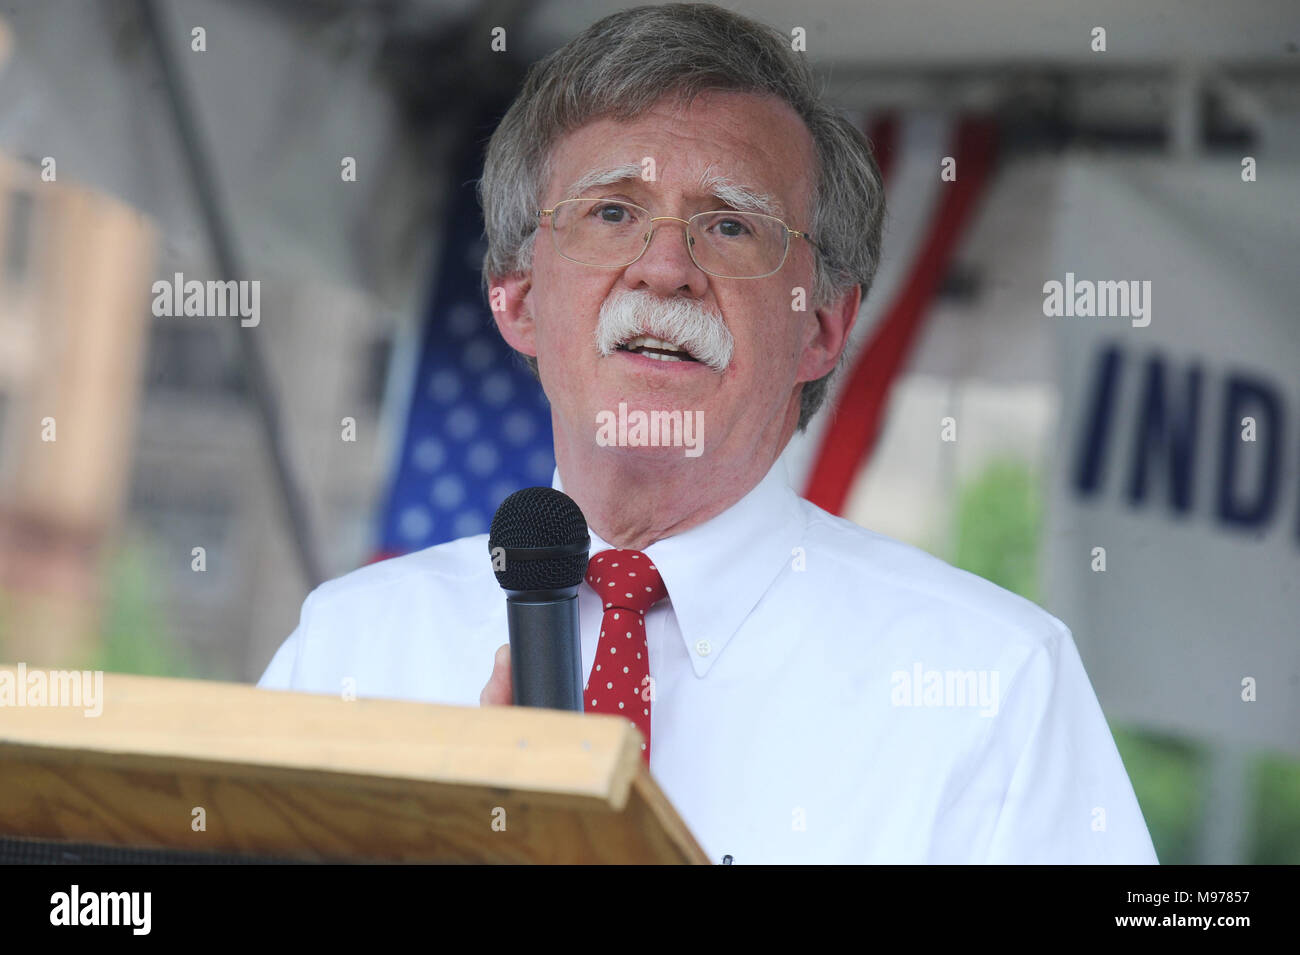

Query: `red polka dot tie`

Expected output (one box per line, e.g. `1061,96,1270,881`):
584,549,668,766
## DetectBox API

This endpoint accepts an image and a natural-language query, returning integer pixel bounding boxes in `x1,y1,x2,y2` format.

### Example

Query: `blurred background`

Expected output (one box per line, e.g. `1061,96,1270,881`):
0,0,1296,863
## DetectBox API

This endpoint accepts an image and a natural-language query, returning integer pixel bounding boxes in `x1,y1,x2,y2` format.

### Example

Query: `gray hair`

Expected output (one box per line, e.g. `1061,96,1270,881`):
477,2,885,431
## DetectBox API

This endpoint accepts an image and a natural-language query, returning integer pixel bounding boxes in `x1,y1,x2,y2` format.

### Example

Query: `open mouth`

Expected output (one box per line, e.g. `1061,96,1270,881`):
615,334,700,363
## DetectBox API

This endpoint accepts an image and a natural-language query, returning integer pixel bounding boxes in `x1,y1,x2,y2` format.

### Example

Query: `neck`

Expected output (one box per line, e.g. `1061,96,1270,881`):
553,408,798,551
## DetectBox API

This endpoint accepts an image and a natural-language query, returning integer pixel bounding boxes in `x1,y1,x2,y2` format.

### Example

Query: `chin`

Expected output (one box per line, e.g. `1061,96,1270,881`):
591,400,708,460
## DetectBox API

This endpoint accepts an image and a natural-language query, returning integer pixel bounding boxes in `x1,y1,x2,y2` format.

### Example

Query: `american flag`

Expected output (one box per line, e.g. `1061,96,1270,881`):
375,129,555,558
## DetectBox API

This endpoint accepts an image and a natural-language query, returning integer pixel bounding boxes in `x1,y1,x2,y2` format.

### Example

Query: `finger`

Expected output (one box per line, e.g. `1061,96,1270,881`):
480,644,513,706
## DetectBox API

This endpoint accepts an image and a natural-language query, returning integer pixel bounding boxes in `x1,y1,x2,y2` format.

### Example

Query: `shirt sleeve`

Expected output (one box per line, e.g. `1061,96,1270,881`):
255,588,315,690
983,619,1159,863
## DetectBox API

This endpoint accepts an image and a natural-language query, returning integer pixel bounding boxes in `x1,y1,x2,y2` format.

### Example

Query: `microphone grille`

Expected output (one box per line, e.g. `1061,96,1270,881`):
488,487,589,590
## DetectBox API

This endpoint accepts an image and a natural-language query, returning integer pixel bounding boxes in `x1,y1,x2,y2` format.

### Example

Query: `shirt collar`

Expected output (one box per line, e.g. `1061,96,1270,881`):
553,457,806,677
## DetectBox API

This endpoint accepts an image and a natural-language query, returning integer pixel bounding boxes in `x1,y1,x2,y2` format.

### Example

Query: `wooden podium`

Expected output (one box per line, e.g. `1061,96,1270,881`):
0,666,710,864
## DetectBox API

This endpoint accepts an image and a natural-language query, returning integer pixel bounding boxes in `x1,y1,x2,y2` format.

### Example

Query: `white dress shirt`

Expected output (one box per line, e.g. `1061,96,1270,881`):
258,458,1157,864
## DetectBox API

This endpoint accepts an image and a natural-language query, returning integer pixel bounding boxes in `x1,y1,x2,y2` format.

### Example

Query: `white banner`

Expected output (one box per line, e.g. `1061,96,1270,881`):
1043,158,1300,755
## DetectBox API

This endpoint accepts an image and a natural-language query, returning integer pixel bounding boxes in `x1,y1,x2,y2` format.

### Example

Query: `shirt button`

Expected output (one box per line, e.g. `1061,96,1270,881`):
695,639,711,657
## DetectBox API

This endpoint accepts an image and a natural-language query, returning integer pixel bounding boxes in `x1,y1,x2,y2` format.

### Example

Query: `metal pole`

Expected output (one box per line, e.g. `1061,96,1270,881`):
1199,743,1252,864
137,0,324,589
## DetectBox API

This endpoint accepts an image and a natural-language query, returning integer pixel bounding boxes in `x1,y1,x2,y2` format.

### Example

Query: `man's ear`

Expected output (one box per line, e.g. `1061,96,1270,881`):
797,283,862,383
488,272,535,357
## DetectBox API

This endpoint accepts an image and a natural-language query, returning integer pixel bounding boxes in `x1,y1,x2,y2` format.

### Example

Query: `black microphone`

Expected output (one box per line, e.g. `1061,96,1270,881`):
488,487,590,710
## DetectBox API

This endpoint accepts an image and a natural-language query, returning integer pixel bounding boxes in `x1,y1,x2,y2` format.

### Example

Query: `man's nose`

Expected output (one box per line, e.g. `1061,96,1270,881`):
622,218,710,297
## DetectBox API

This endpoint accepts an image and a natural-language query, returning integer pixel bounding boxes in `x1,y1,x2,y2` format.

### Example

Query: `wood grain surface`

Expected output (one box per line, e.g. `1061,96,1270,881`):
0,666,710,864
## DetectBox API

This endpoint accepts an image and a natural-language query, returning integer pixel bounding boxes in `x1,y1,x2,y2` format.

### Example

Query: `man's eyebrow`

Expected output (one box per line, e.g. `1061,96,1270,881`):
561,162,787,218
697,165,785,218
563,163,645,198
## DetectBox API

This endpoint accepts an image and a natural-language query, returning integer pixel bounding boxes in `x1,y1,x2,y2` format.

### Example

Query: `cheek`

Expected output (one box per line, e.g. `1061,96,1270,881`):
535,299,607,382
537,274,604,349
736,292,804,366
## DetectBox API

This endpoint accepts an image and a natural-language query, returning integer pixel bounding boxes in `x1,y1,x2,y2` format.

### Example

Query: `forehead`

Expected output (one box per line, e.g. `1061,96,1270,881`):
544,91,816,219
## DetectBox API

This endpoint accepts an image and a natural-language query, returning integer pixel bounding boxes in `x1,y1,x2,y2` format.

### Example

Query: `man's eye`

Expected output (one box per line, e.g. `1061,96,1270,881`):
713,218,751,238
593,203,630,223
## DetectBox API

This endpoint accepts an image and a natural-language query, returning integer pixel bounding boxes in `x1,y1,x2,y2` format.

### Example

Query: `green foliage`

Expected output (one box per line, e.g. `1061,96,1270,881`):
90,536,193,678
1110,727,1203,864
1252,753,1300,864
951,458,1041,604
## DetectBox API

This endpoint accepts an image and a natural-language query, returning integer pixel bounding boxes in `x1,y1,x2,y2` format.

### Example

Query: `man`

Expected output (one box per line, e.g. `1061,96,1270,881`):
259,3,1157,864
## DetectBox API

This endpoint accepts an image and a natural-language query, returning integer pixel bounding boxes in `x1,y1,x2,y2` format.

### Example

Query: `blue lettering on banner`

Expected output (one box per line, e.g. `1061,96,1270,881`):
1072,343,1295,545
1126,354,1201,514
1217,375,1282,529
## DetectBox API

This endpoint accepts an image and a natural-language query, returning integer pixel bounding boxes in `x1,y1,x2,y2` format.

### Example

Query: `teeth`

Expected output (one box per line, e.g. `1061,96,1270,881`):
623,334,686,353
619,334,697,362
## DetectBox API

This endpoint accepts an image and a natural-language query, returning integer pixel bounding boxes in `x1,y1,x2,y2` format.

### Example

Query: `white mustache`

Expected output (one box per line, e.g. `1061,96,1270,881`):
595,288,734,372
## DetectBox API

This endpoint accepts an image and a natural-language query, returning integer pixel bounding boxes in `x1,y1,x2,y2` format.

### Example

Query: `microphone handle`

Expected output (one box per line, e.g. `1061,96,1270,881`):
505,588,584,710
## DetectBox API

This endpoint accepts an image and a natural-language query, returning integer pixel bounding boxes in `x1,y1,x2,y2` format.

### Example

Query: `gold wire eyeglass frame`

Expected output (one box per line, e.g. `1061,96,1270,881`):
535,198,818,280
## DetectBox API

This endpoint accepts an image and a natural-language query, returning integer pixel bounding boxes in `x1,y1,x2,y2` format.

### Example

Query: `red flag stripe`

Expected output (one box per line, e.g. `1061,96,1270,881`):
803,117,998,515
867,114,899,186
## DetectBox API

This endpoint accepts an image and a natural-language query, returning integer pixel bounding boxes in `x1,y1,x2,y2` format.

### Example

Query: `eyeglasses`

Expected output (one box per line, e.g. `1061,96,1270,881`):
535,198,817,279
